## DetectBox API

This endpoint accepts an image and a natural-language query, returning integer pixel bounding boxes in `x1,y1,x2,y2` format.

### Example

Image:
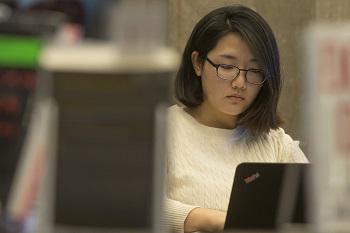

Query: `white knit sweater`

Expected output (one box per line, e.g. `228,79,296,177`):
164,105,308,233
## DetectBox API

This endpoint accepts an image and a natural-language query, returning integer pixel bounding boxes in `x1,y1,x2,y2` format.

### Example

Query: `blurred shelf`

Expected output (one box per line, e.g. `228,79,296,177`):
39,41,180,74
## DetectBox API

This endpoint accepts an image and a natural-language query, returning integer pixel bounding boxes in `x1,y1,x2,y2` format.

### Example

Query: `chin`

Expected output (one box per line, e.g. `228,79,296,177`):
220,107,244,117
218,100,245,113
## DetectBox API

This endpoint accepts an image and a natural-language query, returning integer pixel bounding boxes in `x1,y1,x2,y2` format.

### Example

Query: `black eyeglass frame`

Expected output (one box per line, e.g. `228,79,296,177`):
205,57,266,85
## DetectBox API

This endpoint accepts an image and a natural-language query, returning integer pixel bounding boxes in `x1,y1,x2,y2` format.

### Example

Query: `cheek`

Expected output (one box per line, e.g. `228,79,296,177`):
253,87,261,97
201,76,225,100
248,87,262,103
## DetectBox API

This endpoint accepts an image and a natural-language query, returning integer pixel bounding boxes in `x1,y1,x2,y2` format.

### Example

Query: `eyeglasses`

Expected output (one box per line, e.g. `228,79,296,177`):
206,57,266,85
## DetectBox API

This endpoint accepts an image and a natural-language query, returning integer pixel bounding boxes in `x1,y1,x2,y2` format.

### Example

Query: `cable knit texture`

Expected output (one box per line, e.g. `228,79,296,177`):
164,105,308,233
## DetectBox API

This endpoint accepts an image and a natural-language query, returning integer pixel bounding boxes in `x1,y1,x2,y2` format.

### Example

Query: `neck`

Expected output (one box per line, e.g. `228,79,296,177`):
187,103,238,129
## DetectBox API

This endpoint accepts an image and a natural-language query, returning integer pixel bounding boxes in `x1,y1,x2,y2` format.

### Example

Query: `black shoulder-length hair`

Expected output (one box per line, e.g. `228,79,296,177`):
175,5,282,137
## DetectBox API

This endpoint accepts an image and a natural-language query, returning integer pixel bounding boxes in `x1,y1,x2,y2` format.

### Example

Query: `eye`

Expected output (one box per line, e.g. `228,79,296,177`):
248,69,264,74
219,64,233,70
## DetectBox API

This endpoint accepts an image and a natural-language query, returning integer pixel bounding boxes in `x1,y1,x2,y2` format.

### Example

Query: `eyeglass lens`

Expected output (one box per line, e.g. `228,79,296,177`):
217,66,264,84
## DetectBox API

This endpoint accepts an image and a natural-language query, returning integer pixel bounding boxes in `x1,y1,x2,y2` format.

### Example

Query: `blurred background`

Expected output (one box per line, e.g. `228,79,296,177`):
0,0,349,233
0,0,349,139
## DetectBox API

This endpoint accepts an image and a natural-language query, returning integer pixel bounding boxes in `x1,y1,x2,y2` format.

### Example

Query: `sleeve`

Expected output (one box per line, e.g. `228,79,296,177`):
274,128,309,163
163,197,199,233
164,105,199,233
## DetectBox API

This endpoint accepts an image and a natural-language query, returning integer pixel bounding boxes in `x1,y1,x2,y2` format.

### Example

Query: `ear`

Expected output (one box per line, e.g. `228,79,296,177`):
191,51,203,77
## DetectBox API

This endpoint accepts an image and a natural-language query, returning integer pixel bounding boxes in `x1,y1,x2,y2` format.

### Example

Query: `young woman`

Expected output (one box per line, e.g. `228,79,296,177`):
165,5,308,233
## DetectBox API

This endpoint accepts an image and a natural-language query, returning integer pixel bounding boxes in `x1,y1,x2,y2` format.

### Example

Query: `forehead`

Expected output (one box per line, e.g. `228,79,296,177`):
209,32,254,58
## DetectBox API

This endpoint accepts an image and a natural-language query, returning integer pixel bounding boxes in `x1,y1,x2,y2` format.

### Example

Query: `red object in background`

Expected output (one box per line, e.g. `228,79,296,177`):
0,70,36,90
0,120,18,139
0,96,21,115
0,69,37,141
336,101,350,156
317,41,350,94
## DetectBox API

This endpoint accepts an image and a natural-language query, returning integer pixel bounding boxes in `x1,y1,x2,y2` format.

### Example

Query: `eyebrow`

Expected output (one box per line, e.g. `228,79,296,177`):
218,54,258,63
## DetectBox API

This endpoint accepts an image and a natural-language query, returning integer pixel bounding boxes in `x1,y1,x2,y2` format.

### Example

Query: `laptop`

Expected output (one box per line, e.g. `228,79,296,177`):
224,162,310,231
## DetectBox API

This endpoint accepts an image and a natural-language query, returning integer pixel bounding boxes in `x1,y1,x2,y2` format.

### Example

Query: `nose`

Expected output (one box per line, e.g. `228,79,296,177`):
231,70,247,90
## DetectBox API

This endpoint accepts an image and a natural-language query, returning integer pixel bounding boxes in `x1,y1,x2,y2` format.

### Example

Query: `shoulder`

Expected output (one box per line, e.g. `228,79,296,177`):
263,128,309,163
267,127,291,142
167,104,187,125
167,104,183,116
265,128,295,145
167,104,193,138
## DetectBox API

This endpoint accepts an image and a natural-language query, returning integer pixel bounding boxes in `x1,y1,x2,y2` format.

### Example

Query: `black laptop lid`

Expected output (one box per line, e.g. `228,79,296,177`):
224,162,309,230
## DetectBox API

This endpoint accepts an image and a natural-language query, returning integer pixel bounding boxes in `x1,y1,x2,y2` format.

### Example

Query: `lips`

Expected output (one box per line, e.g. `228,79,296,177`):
226,94,245,101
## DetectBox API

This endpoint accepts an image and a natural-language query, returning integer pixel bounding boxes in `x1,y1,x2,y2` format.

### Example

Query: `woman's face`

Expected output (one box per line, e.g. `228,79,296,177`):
192,32,263,128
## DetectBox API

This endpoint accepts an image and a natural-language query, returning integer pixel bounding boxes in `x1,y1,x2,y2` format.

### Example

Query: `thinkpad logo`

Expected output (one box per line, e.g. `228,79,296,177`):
244,172,260,184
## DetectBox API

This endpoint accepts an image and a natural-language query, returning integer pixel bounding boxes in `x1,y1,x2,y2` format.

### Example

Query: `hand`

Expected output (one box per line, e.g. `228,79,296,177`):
184,207,226,233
